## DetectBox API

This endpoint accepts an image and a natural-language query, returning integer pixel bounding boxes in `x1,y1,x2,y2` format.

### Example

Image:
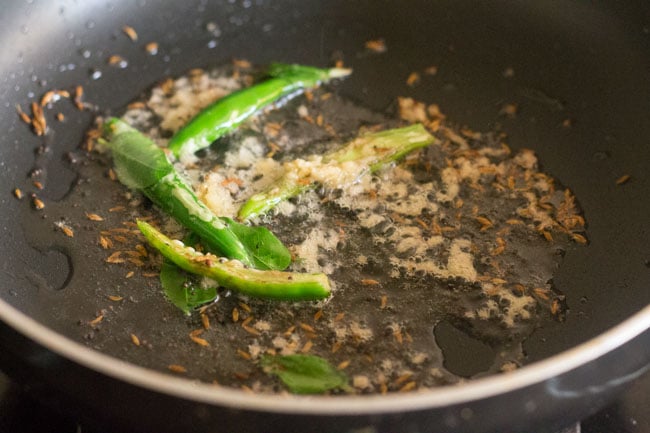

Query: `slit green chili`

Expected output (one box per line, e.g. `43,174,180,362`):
238,123,436,220
137,220,331,301
167,63,352,162
102,117,291,270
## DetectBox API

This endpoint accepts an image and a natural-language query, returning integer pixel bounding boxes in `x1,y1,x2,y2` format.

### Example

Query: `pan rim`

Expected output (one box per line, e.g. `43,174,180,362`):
1,298,649,415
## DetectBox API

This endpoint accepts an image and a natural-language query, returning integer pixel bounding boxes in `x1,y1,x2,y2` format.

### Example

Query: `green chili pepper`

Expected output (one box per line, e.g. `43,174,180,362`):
167,63,352,162
102,117,291,270
137,220,331,301
238,123,435,220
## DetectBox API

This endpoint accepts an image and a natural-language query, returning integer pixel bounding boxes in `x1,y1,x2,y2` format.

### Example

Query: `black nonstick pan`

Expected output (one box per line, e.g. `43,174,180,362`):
1,1,649,432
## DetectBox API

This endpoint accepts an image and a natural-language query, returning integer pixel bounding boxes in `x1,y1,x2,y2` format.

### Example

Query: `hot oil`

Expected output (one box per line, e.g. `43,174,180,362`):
30,63,586,394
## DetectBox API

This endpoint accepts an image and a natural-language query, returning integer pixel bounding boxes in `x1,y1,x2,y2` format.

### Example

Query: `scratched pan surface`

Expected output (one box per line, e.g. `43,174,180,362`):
0,1,649,433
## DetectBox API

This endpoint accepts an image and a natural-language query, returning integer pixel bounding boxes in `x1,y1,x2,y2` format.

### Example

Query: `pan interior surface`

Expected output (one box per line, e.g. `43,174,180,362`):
0,298,649,414
1,0,649,414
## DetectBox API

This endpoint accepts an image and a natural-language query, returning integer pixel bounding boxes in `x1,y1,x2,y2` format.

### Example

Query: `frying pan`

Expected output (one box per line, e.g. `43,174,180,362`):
1,1,649,432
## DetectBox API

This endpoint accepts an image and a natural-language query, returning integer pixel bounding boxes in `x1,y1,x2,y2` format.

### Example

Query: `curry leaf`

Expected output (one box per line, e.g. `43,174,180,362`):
261,354,349,394
160,260,218,315
225,218,292,270
104,120,173,190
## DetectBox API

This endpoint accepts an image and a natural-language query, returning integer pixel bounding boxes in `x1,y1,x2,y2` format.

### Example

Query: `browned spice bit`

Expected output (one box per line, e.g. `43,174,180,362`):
237,302,252,313
189,329,210,347
475,216,493,231
13,188,24,200
406,72,421,87
89,314,104,326
394,373,413,386
106,251,124,264
283,325,296,337
125,250,144,259
233,372,250,381
300,340,313,353
380,295,388,309
108,55,126,65
188,68,204,79
130,333,141,346
533,287,551,300
168,364,187,374
513,284,526,295
541,230,553,242
127,258,145,267
56,112,65,122
506,218,524,226
56,222,74,238
424,65,438,75
615,174,631,185
500,103,518,117
16,104,31,124
40,90,56,107
236,349,252,360
337,360,351,370
113,235,129,244
393,328,403,344
125,271,135,279
127,101,146,110
364,38,387,53
331,341,342,354
107,295,123,301
562,118,574,128
159,78,174,95
201,313,211,330
313,310,323,321
142,272,158,278
32,195,45,210
232,307,240,323
398,96,428,124
30,102,46,136
571,233,588,244
360,279,380,286
85,212,104,221
122,25,138,41
74,85,85,110
243,325,260,336
145,41,159,55
232,58,252,69
304,90,314,102
334,312,345,322
299,322,315,333
550,299,560,315
134,244,148,257
263,122,283,138
399,381,417,393
109,205,126,212
98,235,113,249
